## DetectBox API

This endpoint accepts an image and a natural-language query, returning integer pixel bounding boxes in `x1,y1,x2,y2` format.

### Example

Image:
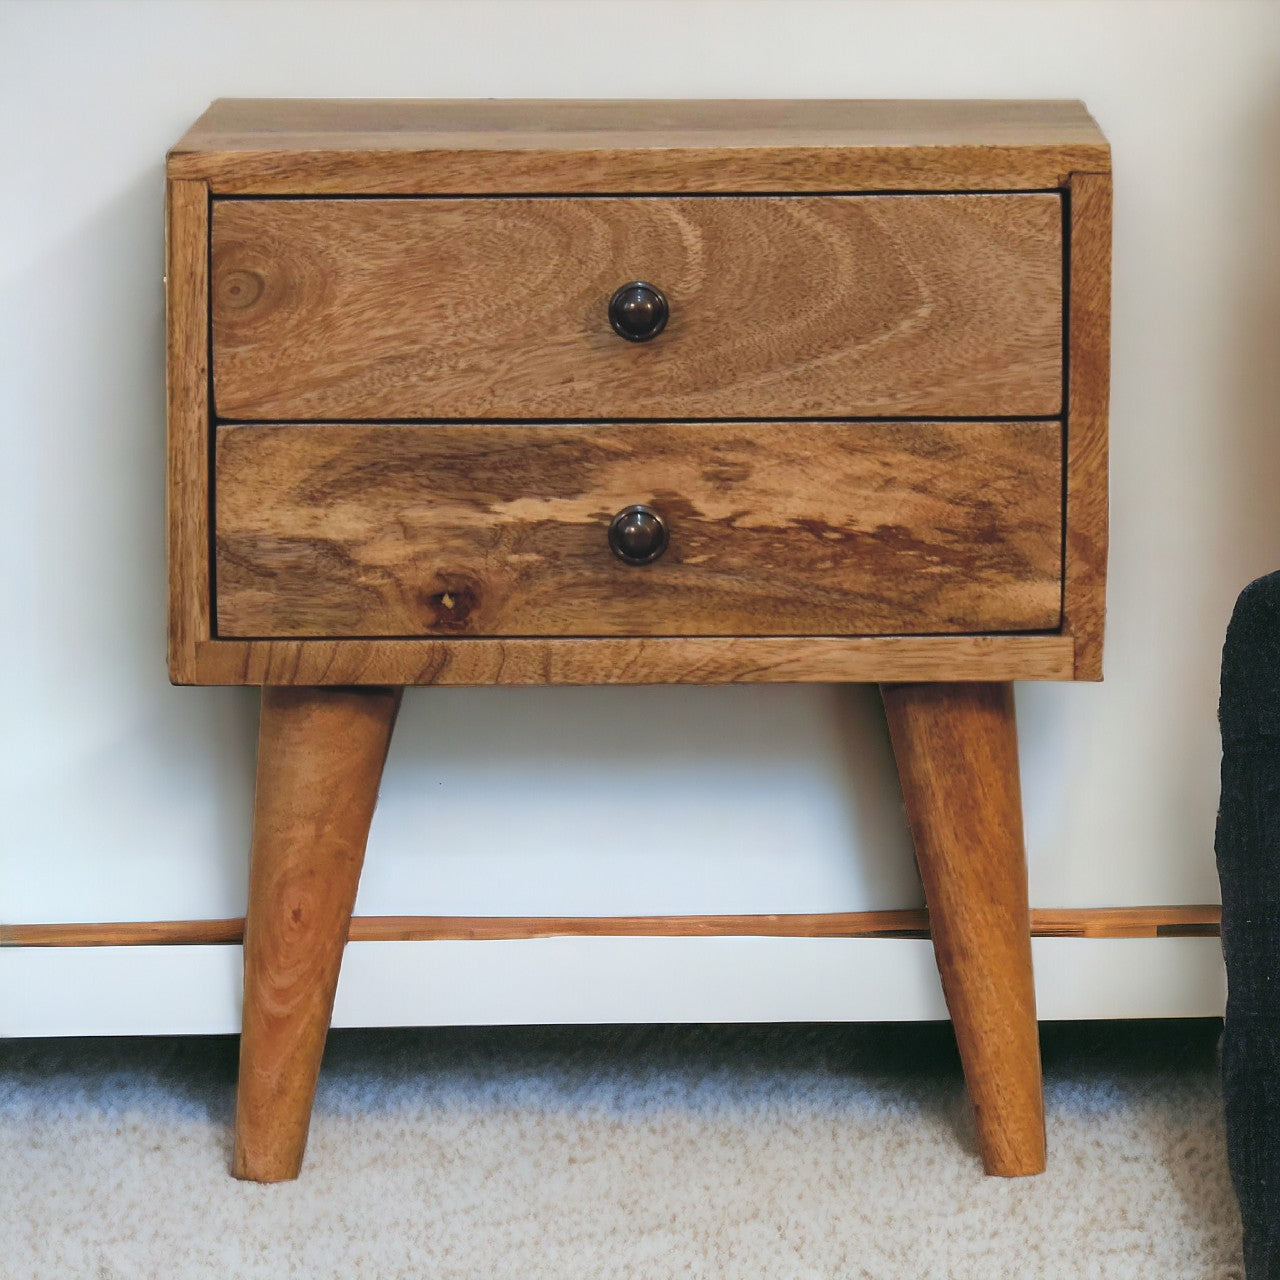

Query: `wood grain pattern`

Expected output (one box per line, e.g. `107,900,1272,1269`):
166,102,1108,689
168,98,1110,194
183,634,1077,686
1063,172,1112,680
882,681,1044,1176
0,906,1223,948
165,179,210,684
235,686,401,1182
215,420,1063,639
211,195,1063,421
156,101,1114,1186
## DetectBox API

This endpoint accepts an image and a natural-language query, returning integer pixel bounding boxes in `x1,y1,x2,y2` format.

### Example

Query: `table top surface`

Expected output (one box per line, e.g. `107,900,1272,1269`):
172,98,1109,158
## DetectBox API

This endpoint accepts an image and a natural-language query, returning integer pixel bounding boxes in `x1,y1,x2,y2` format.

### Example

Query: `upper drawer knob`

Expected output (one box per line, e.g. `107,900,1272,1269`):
608,281,669,343
609,504,669,565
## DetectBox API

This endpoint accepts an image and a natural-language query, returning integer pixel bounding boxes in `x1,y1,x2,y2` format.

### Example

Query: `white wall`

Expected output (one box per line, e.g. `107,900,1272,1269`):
3,2,1279,960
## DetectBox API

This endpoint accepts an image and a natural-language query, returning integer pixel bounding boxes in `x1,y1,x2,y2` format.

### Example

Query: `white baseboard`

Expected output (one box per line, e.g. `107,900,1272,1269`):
0,936,1227,1037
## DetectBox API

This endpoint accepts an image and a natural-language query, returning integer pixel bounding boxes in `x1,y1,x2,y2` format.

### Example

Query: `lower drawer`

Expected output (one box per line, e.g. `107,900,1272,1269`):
214,421,1063,639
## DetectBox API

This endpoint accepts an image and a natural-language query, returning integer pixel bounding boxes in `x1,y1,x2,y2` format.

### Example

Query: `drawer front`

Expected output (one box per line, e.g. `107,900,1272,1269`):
214,421,1062,639
211,195,1063,422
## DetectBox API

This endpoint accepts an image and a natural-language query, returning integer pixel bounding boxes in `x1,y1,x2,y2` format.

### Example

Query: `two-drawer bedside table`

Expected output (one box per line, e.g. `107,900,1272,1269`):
165,99,1111,1182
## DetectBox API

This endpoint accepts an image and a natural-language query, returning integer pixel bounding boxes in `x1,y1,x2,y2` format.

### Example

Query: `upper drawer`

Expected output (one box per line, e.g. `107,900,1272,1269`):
211,194,1063,421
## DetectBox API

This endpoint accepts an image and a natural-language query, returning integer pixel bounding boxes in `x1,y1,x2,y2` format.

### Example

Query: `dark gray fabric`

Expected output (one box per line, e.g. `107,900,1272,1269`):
1218,571,1280,1278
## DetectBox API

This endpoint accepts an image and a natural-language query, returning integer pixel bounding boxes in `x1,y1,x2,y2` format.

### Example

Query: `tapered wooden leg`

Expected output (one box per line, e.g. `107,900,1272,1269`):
233,685,402,1182
881,681,1045,1177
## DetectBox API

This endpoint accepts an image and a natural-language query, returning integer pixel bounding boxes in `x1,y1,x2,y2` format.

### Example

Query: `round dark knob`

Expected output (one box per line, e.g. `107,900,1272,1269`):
608,504,669,565
608,281,669,342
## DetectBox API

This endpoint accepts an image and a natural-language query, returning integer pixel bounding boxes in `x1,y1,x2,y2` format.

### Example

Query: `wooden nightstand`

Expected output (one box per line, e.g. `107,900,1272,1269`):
166,99,1111,1182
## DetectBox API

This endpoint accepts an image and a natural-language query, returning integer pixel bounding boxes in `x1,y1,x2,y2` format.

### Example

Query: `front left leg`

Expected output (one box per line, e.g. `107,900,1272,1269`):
234,685,402,1182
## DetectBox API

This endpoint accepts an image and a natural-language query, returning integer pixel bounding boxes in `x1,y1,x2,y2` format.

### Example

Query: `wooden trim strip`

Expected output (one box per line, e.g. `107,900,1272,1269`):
168,146,1112,198
184,634,1077,687
165,178,211,684
0,906,1222,948
1062,171,1112,680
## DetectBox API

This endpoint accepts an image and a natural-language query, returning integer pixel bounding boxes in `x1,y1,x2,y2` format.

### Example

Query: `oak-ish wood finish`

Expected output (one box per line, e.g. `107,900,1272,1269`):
185,634,1078,687
212,195,1062,422
882,682,1044,1176
163,101,1112,1184
214,420,1063,639
165,179,210,685
1063,171,1113,680
234,686,401,1182
169,98,1109,194
166,100,1110,691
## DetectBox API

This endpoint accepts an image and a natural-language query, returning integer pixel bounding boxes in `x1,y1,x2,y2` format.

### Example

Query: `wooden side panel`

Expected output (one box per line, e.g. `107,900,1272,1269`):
1064,172,1112,680
182,634,1077,687
166,179,211,681
214,421,1064,640
211,195,1063,421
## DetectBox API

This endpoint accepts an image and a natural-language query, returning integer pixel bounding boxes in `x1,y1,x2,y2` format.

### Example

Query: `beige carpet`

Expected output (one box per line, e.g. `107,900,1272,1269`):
0,1021,1244,1279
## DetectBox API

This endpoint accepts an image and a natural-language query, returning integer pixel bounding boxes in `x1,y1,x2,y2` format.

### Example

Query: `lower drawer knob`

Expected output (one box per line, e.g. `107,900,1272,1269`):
609,504,669,565
608,281,669,342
